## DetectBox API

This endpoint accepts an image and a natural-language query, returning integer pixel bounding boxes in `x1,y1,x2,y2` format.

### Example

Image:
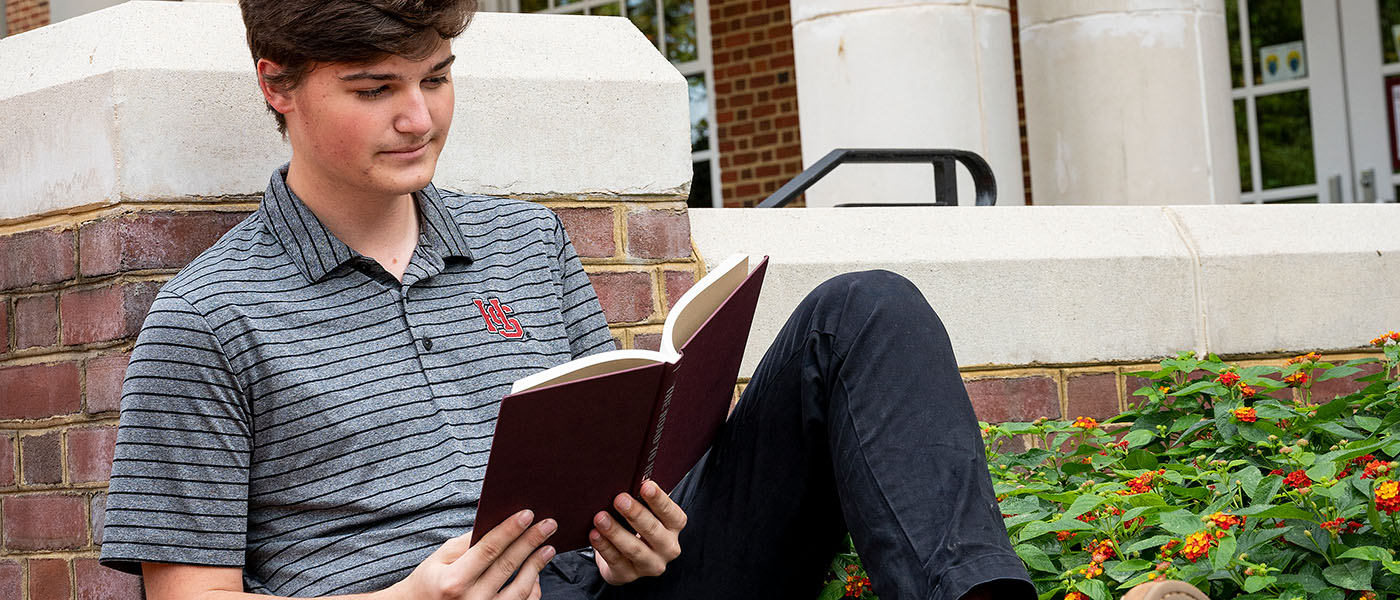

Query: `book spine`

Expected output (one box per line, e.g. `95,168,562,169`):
633,362,679,491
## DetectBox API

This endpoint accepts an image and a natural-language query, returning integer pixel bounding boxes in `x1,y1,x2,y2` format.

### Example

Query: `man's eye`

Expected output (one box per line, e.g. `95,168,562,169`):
424,76,450,87
356,86,388,98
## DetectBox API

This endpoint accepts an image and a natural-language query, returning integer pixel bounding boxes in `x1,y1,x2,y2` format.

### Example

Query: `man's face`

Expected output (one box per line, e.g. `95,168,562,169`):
274,40,456,202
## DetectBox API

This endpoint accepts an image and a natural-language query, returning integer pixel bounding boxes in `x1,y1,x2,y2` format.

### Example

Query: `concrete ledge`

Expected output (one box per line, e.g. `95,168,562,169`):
689,205,1400,375
0,1,690,222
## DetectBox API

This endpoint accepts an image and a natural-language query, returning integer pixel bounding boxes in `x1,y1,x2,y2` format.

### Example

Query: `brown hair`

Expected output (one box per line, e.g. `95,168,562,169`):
239,0,479,134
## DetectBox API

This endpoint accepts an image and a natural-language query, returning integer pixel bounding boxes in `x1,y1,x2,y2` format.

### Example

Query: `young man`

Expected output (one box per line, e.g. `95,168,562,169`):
99,2,1034,599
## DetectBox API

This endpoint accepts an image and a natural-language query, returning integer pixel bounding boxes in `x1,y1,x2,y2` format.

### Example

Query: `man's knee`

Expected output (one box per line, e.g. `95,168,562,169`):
805,270,932,318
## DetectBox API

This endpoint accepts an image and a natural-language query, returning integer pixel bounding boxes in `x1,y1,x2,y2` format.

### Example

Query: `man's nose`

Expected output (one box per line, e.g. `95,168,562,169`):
394,88,433,136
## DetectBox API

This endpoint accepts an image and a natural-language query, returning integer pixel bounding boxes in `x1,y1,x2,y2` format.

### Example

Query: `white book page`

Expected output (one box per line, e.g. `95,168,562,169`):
510,349,670,394
659,254,749,355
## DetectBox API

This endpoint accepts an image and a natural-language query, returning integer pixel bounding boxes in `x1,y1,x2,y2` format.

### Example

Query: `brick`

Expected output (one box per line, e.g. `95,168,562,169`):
0,560,19,600
90,493,107,545
633,333,662,352
30,558,71,600
14,294,58,349
84,353,130,414
60,280,161,345
626,209,691,260
75,558,142,600
554,207,615,258
663,270,695,310
964,376,1059,423
21,431,63,485
0,228,74,291
0,433,14,488
589,271,654,323
3,495,88,550
1065,373,1119,420
67,426,117,483
0,362,82,419
79,211,248,277
1124,375,1155,410
1307,361,1384,403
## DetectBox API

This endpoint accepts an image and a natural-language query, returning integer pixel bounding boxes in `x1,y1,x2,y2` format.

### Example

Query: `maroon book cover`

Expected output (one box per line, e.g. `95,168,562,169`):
473,257,768,551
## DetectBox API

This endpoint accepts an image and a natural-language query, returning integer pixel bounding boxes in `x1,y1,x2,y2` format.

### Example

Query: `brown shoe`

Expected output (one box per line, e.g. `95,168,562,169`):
1121,580,1211,600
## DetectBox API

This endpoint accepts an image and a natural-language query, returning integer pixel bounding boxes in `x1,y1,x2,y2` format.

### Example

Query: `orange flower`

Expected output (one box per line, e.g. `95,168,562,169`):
1077,562,1103,579
1089,538,1116,563
843,574,871,597
1238,383,1257,398
1362,460,1387,480
1286,352,1321,365
1376,480,1400,514
1283,371,1310,387
1118,469,1166,495
1057,531,1078,541
1370,331,1400,346
1065,593,1089,600
1072,416,1098,429
1232,407,1257,422
1180,531,1214,562
1216,371,1241,387
1207,512,1244,531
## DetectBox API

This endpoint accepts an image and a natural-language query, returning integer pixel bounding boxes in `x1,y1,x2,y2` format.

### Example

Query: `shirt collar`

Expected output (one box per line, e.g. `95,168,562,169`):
259,164,473,284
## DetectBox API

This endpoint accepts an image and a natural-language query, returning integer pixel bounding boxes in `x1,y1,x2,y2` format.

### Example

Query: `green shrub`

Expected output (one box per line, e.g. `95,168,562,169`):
823,332,1400,600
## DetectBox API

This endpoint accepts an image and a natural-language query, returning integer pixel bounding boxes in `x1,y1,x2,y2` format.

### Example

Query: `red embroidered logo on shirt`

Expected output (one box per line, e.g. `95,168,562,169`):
475,299,524,339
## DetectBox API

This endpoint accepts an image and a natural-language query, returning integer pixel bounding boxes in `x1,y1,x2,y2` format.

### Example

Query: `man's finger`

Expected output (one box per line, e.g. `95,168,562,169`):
428,531,475,564
475,518,557,591
595,511,665,576
589,524,635,584
639,480,687,532
613,493,668,545
455,509,533,573
497,544,555,600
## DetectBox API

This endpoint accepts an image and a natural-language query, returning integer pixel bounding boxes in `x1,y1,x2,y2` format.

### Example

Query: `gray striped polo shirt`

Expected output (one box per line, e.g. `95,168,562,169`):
99,166,614,596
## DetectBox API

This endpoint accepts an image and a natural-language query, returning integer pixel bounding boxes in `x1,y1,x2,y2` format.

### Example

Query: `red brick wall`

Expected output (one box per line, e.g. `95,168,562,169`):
5,0,49,36
709,0,804,207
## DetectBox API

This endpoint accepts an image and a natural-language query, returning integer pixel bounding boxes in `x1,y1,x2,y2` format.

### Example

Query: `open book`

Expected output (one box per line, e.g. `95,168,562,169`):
473,254,769,551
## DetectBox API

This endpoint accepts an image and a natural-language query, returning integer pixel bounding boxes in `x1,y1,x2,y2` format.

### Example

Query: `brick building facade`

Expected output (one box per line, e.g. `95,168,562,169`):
5,0,48,36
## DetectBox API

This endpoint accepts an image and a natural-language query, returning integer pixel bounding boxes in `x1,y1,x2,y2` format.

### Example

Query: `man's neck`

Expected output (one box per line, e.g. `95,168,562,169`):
285,158,421,282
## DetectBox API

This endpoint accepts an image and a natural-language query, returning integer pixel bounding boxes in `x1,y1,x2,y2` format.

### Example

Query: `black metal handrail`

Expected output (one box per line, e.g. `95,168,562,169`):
756,148,997,208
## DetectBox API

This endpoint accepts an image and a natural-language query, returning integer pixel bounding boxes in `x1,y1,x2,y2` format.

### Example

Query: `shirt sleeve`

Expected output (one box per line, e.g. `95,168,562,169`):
99,290,252,574
549,212,616,359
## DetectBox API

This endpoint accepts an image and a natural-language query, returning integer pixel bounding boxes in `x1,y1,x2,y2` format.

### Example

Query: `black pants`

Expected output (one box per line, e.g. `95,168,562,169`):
540,271,1033,600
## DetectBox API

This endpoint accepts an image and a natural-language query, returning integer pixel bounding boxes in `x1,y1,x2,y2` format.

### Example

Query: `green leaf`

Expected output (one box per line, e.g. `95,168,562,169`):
1123,534,1175,555
1317,365,1363,382
1075,578,1108,600
1176,380,1222,397
1311,396,1353,422
1305,460,1337,482
1254,402,1297,419
1322,559,1373,590
1063,494,1106,521
1122,429,1154,449
1106,559,1152,583
1170,414,1204,433
1125,492,1168,508
1235,504,1315,520
1243,574,1276,592
1314,422,1365,440
1354,415,1383,432
1236,466,1263,500
1123,450,1160,470
1014,544,1057,573
1283,523,1329,555
1159,509,1203,535
1315,589,1346,600
1213,535,1237,570
1339,546,1394,562
818,579,845,600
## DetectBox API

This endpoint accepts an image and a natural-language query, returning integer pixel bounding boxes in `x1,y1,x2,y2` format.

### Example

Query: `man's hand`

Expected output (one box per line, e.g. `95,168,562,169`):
589,480,687,585
385,509,557,600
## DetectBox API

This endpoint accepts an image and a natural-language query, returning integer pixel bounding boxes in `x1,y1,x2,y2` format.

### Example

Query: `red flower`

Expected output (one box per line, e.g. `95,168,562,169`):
1057,531,1078,541
1370,331,1400,347
1180,531,1214,562
1207,512,1244,531
1376,480,1400,514
843,574,872,597
1269,469,1285,476
1072,416,1098,429
1216,371,1241,387
1232,407,1257,422
1286,352,1321,365
1284,371,1310,387
1238,383,1257,398
1362,460,1387,480
1284,470,1312,489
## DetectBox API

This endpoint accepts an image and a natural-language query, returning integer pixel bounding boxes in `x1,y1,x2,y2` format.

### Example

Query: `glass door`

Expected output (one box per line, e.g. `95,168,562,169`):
1228,0,1397,204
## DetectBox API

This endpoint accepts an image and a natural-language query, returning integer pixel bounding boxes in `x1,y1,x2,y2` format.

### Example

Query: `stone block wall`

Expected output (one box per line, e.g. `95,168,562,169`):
0,192,700,599
709,0,804,207
4,0,48,36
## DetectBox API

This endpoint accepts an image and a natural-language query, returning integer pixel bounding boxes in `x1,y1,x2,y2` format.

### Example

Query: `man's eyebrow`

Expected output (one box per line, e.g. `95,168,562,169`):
339,55,457,82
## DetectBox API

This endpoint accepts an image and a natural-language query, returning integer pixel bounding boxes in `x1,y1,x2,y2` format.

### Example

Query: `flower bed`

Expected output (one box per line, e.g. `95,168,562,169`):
822,332,1400,600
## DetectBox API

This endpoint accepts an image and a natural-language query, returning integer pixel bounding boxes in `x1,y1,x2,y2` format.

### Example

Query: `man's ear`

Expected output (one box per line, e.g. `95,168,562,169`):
256,59,296,116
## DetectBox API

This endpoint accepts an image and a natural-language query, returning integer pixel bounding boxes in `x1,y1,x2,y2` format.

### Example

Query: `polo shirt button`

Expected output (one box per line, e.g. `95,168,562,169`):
421,337,434,351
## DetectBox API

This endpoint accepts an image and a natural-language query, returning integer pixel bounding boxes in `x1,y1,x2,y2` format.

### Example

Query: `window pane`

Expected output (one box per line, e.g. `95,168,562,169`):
1235,98,1251,192
687,160,712,208
1263,196,1318,204
1381,0,1400,65
687,73,710,152
627,0,659,48
521,0,548,11
1256,90,1315,189
1226,0,1243,88
663,0,698,63
1248,0,1304,86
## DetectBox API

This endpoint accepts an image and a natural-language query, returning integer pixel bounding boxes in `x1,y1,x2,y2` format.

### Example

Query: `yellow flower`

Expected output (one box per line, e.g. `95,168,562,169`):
1072,416,1098,429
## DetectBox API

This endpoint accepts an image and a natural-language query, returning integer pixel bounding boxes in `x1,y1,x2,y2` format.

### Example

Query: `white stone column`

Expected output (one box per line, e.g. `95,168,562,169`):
790,0,1024,206
1019,0,1238,205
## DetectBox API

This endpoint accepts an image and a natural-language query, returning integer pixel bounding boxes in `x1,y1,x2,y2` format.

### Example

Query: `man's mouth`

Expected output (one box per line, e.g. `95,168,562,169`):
383,140,431,157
